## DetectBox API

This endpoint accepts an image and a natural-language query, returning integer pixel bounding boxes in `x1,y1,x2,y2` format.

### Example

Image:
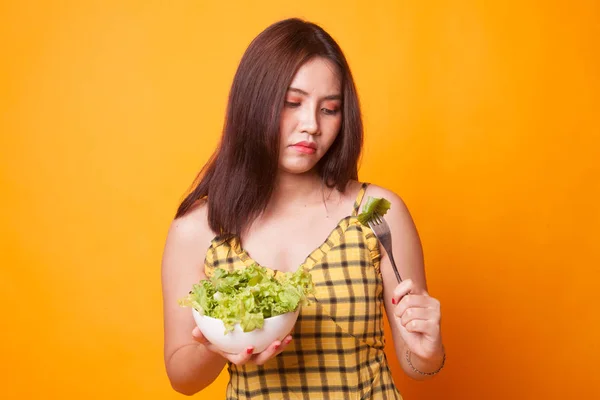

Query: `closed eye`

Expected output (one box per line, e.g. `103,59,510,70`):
285,101,301,108
321,108,339,115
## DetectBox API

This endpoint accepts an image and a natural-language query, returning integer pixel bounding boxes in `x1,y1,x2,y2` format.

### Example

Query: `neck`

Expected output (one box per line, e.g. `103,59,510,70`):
269,171,332,209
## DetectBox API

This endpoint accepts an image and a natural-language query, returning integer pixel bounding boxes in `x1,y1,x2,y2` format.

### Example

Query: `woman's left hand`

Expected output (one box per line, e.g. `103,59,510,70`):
391,279,443,361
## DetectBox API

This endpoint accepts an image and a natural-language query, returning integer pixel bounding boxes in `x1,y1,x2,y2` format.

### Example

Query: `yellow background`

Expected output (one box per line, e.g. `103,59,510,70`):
2,1,599,399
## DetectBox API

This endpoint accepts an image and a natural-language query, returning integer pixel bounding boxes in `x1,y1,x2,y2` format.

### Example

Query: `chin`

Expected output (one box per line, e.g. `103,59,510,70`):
278,161,318,175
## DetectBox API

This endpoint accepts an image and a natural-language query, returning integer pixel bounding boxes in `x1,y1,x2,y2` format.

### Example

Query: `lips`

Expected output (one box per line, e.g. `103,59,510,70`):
290,141,317,154
292,141,317,149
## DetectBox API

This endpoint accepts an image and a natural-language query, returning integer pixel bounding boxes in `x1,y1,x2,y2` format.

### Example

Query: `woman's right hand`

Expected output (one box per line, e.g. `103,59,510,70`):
192,327,293,366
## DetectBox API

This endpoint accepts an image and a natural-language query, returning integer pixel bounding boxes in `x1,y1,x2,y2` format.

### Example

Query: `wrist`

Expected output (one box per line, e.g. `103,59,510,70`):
406,345,446,376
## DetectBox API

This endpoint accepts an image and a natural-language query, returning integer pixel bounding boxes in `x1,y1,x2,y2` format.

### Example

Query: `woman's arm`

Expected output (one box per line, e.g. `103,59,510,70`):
161,203,227,395
366,186,445,380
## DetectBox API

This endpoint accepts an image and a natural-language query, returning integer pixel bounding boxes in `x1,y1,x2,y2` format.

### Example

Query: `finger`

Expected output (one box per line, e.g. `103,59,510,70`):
404,319,439,336
397,307,439,326
254,335,293,366
192,327,208,344
278,335,293,351
278,335,293,352
253,341,282,366
221,346,255,366
395,294,439,317
391,279,414,304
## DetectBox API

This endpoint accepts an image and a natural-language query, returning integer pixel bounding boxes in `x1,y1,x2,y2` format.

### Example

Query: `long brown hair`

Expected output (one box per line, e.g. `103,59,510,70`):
176,18,363,236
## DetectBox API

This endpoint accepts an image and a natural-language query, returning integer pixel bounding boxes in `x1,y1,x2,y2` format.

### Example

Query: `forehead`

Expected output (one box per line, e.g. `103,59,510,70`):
288,57,341,95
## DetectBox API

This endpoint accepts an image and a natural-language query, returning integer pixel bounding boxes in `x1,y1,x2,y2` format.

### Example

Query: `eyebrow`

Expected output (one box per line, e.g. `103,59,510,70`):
287,87,342,101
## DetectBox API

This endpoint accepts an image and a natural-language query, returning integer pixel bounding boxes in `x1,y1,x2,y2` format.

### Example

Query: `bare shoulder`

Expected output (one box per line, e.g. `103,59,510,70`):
364,184,412,221
168,200,213,242
162,200,215,277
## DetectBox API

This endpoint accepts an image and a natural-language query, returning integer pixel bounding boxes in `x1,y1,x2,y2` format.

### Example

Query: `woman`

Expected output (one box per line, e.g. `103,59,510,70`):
161,18,445,399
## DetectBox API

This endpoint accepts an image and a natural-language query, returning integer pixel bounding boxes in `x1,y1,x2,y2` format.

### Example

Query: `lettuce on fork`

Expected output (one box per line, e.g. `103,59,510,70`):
180,264,314,333
357,196,391,226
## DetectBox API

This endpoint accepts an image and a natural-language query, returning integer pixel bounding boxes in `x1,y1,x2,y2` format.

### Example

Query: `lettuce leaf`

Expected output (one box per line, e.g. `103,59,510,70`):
180,264,314,334
357,196,391,226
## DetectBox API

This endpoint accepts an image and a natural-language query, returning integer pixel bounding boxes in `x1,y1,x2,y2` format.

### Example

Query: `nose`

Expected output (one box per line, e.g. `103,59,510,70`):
299,107,320,136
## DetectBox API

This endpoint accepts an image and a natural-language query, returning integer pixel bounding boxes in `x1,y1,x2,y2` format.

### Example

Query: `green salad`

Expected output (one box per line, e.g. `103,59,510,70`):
180,264,314,333
357,196,391,226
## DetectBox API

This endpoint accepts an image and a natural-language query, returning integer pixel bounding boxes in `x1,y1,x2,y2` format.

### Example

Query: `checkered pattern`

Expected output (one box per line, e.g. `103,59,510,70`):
204,183,402,399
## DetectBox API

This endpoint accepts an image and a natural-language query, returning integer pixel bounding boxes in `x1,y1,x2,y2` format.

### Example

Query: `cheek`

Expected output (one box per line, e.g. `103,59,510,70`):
279,112,296,136
322,116,342,144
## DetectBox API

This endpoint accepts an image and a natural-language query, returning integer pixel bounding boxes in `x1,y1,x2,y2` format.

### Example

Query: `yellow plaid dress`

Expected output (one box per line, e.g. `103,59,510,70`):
204,183,402,399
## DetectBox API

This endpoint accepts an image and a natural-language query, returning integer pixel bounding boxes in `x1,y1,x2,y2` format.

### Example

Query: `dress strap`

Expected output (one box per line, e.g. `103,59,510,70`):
351,182,370,216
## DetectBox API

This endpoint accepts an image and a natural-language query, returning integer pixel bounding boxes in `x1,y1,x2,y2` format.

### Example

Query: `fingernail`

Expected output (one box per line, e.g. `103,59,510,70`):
246,347,253,354
274,344,280,350
284,337,292,345
392,298,396,305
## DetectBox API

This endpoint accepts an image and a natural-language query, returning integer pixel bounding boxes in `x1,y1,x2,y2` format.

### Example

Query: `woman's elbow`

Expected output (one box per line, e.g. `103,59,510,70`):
166,365,203,396
168,376,201,396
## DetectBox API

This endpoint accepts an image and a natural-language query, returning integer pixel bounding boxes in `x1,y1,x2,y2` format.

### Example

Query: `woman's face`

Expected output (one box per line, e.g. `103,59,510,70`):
278,57,342,175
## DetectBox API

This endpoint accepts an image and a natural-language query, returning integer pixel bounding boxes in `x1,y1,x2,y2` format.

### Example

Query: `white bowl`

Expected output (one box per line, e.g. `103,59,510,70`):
192,308,300,354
